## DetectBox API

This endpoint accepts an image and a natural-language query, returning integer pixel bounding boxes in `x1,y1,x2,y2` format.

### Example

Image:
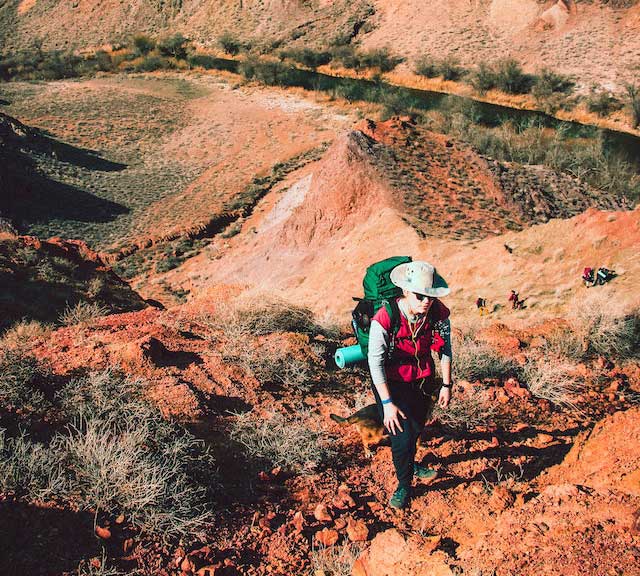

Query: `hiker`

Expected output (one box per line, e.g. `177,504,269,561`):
476,296,489,316
508,289,524,310
367,260,452,509
596,266,616,286
582,267,595,288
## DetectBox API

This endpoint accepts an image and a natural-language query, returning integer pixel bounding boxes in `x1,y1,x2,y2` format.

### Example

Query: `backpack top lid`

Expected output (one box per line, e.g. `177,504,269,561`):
362,256,412,302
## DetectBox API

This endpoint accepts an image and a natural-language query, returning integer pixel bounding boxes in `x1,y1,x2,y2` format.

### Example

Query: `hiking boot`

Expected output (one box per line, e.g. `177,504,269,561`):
414,463,438,481
389,486,411,509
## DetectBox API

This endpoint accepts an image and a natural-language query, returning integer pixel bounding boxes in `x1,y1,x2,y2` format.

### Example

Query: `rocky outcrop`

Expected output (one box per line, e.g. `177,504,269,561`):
0,234,147,330
540,406,640,495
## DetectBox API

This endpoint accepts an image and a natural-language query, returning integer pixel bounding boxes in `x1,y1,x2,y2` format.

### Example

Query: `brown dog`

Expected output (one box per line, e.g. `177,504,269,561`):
330,404,387,458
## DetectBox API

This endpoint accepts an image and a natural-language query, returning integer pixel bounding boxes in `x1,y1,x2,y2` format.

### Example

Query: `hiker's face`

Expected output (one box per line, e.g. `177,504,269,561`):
407,291,434,315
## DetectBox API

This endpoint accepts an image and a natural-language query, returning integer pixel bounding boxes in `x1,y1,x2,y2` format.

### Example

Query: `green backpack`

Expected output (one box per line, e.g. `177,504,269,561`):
351,256,412,357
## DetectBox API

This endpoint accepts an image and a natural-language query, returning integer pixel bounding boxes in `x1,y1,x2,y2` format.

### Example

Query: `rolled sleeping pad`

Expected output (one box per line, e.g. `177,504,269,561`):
334,344,366,368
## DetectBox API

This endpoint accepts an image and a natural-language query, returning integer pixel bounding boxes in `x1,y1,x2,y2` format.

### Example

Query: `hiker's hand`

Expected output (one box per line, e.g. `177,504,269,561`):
383,403,406,435
438,386,451,409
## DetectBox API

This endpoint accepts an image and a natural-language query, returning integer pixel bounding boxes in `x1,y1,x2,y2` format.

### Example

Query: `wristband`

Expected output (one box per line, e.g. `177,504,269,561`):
381,398,393,405
441,383,452,388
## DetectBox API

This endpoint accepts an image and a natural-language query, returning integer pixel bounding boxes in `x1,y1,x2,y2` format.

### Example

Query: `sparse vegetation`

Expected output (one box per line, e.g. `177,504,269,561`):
571,294,640,359
58,301,109,326
133,34,156,56
432,392,497,430
217,31,243,56
134,54,171,72
279,48,332,70
537,327,584,361
157,33,188,60
627,83,640,128
453,332,520,381
0,350,53,414
310,541,365,576
522,360,584,411
586,87,623,117
425,106,640,203
415,54,465,81
0,370,215,541
230,409,333,472
0,319,52,352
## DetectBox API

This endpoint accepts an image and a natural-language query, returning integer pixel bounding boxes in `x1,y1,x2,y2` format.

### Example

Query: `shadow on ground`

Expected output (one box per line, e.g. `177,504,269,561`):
0,500,101,576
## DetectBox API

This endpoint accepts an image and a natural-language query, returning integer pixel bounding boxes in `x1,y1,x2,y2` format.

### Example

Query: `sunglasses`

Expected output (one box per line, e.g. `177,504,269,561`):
413,293,435,302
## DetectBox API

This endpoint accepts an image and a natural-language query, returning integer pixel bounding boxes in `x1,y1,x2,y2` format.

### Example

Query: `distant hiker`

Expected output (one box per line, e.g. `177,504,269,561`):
367,260,452,510
508,290,525,310
582,266,616,287
596,266,616,286
476,297,489,316
582,267,595,288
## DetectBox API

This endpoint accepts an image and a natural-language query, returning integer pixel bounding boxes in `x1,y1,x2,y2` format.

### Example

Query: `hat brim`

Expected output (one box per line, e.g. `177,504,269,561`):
390,264,451,297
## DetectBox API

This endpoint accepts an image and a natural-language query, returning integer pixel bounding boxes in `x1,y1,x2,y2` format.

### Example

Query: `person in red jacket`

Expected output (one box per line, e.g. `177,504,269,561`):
367,261,452,509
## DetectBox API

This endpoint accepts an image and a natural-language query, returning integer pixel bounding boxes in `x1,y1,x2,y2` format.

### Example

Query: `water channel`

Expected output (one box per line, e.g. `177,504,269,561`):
206,56,640,167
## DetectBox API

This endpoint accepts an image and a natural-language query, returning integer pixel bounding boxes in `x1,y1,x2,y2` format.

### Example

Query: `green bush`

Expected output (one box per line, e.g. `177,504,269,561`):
471,62,497,93
157,33,188,60
133,34,156,56
586,88,623,117
218,31,242,55
238,57,303,87
0,351,52,414
414,55,440,78
330,45,361,69
534,68,575,95
627,83,640,128
495,59,534,94
439,55,465,81
358,47,403,72
279,48,332,69
134,54,170,72
93,50,114,72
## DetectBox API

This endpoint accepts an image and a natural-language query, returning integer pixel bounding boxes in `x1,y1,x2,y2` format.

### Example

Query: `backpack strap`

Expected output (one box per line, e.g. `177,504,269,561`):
383,298,401,360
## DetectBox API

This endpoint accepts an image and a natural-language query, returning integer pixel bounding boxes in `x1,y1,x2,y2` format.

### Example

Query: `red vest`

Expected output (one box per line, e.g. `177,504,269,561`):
373,299,450,383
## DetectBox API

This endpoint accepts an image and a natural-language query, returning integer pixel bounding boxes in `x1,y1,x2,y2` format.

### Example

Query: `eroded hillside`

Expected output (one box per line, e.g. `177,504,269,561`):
2,0,640,92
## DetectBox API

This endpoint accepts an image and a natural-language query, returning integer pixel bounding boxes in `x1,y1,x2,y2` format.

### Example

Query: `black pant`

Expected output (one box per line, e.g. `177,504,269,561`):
373,380,433,488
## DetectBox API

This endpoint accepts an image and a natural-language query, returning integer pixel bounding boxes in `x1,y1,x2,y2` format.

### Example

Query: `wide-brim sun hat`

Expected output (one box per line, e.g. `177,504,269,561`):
390,261,450,297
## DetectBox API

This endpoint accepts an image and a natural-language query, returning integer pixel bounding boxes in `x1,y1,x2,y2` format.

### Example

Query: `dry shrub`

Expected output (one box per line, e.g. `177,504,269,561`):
0,429,65,498
432,392,496,430
230,409,334,473
453,331,519,382
522,360,584,411
0,350,52,413
0,371,214,542
570,293,640,360
200,292,334,391
537,327,584,361
310,541,365,576
59,301,109,326
0,319,52,352
224,333,315,391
